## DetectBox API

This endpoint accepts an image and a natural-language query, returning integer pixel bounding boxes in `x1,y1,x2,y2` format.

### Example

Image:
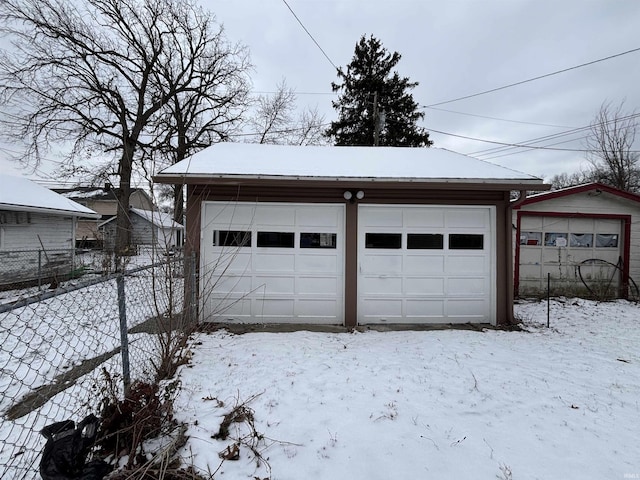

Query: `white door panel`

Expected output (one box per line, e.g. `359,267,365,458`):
201,202,344,324
358,205,495,324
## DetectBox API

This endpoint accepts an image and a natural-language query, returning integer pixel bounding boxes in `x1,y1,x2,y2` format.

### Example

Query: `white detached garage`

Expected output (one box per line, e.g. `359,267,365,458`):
155,143,546,327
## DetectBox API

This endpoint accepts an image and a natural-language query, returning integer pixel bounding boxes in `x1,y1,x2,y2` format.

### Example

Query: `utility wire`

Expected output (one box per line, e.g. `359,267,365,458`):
469,112,640,157
281,0,339,72
425,46,640,107
426,126,640,153
423,106,573,129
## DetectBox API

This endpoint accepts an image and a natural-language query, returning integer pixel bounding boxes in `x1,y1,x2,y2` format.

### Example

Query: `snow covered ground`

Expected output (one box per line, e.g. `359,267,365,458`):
174,299,640,480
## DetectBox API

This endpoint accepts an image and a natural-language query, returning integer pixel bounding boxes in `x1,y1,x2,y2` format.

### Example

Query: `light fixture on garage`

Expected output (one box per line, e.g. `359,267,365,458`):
343,190,365,203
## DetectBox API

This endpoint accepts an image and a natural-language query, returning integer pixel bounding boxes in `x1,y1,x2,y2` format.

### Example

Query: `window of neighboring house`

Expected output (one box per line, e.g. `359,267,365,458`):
407,233,444,249
300,233,337,249
213,230,251,247
257,231,295,248
0,211,30,225
365,233,402,249
544,232,568,247
569,233,593,247
596,233,619,248
520,231,542,246
449,234,484,250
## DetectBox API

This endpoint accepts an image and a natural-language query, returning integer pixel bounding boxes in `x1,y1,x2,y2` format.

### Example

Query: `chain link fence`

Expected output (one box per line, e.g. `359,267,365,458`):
0,245,185,292
0,249,82,291
0,254,195,479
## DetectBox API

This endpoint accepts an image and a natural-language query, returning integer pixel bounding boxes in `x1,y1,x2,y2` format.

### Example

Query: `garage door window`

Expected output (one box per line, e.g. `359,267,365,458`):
365,233,402,249
300,233,337,249
257,231,294,248
407,233,444,249
596,234,618,248
520,231,542,245
545,232,568,247
214,230,251,247
449,234,484,250
569,233,593,247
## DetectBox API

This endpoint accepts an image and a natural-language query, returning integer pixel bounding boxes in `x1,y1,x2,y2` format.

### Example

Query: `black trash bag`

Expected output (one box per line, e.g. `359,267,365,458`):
40,414,112,480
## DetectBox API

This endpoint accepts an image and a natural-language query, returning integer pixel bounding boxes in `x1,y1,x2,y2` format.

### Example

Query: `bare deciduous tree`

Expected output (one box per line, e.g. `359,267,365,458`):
247,80,327,146
548,169,593,190
0,0,251,255
151,25,251,224
585,100,640,192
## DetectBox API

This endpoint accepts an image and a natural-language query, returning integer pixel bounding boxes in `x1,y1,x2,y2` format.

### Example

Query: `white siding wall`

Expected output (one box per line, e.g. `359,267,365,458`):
130,213,157,246
0,211,75,287
0,211,74,251
513,191,640,294
101,213,177,250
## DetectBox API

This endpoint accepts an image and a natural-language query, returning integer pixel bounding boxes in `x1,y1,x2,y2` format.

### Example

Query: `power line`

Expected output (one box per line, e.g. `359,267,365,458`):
426,125,640,154
425,46,640,107
423,106,573,129
469,112,640,158
280,0,339,72
253,90,336,96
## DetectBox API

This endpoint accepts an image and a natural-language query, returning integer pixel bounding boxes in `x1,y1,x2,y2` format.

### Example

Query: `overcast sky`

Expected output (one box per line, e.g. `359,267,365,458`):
2,0,640,184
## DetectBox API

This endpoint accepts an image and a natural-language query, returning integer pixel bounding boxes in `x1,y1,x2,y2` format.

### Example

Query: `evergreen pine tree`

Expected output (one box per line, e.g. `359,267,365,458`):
326,35,432,147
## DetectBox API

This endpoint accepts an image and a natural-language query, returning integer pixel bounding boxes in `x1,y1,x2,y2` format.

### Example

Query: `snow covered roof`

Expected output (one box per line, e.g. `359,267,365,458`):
0,174,100,218
514,182,640,209
155,142,544,186
53,186,149,201
131,208,183,229
98,208,183,229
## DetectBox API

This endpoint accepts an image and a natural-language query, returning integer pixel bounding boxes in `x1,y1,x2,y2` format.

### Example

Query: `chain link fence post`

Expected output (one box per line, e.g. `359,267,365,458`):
116,274,131,390
37,250,42,291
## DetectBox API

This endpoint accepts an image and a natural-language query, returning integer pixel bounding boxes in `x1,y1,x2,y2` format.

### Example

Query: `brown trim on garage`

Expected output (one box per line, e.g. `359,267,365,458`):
514,210,632,299
344,202,358,328
156,175,545,193
496,196,514,324
181,181,519,327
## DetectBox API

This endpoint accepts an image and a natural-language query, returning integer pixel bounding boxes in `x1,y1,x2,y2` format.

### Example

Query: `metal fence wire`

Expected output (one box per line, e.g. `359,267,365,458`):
0,256,192,480
0,249,81,292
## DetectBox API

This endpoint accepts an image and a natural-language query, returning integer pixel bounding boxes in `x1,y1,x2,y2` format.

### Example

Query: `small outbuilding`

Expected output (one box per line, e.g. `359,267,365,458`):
99,208,184,253
155,142,547,327
513,182,640,299
53,185,155,248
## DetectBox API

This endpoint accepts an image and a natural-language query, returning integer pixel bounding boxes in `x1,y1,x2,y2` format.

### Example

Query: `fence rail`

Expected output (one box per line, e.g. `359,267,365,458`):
0,254,194,480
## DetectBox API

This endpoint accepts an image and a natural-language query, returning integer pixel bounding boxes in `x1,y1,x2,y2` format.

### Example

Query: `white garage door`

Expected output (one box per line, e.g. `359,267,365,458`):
201,202,344,324
358,205,495,324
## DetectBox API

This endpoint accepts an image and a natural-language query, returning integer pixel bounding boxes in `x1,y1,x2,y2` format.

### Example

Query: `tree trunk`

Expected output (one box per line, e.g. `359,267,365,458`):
115,149,134,264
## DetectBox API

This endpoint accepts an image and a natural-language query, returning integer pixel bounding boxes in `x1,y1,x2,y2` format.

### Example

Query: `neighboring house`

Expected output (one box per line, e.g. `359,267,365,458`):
99,208,184,252
53,185,156,248
154,142,547,327
513,182,640,299
0,174,100,288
